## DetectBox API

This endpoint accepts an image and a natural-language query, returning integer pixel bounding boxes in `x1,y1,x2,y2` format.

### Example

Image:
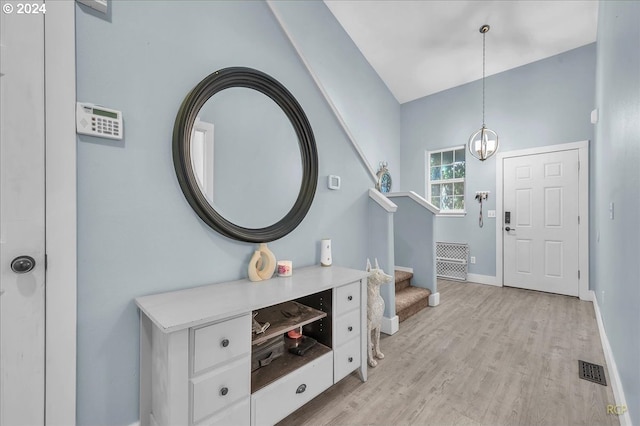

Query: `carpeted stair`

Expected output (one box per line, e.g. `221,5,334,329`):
395,270,431,322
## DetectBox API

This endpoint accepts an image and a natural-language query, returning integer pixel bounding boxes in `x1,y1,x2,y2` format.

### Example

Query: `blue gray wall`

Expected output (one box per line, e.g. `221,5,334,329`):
393,197,437,293
269,0,402,188
368,199,396,317
400,44,596,276
75,1,396,424
592,1,640,423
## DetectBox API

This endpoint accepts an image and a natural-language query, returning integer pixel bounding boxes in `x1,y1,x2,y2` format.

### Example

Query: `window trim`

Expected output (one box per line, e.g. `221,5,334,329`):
425,146,467,216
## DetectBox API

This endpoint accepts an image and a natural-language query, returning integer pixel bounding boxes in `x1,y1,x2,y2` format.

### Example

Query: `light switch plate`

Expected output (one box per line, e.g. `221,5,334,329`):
609,202,614,220
487,210,496,218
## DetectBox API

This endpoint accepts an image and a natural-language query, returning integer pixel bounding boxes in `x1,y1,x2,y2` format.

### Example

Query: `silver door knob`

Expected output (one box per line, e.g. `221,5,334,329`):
11,256,36,274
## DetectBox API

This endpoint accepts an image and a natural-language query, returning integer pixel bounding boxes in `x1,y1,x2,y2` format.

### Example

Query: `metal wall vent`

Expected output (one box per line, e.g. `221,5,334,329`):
579,360,607,386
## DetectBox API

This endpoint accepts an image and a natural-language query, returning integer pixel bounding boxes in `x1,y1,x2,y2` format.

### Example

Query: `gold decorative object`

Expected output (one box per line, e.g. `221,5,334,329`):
248,243,277,282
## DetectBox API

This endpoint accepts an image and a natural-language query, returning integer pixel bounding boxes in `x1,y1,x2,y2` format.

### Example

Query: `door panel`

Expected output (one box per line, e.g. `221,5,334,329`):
503,150,579,296
544,241,563,277
0,4,46,424
544,187,562,226
515,189,532,226
516,240,532,274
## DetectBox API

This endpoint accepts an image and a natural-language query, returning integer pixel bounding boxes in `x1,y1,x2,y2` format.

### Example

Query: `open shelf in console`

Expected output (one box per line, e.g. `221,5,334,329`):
251,300,326,346
250,290,333,394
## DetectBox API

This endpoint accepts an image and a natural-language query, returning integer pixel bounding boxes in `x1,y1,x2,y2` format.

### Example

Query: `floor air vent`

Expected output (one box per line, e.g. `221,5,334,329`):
579,360,607,386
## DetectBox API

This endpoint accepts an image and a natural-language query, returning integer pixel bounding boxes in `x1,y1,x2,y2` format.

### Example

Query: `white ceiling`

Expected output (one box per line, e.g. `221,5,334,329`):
324,0,598,104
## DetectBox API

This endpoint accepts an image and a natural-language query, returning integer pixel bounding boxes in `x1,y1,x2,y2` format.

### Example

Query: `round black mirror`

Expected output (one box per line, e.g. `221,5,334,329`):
173,67,318,242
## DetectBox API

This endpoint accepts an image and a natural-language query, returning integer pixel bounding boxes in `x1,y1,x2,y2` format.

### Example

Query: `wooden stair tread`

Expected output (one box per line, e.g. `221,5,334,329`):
395,270,414,291
394,269,430,322
394,270,413,283
395,286,431,311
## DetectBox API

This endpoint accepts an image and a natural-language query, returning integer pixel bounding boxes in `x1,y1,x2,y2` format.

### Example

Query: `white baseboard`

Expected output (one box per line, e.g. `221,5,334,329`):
582,289,595,302
590,290,631,426
127,421,140,426
428,292,440,306
466,273,501,287
394,266,413,273
381,315,399,335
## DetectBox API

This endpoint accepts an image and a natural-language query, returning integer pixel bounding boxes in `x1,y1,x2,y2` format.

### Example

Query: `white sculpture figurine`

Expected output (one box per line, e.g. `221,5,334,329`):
248,243,277,282
366,258,392,367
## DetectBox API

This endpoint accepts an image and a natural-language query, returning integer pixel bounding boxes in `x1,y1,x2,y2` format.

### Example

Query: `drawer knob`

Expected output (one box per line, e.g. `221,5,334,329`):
347,295,353,301
348,326,353,332
220,387,229,396
221,338,230,348
296,384,307,394
348,357,353,363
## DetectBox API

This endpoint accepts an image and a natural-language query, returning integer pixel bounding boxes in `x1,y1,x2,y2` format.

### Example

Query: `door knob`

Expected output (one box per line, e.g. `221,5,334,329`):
505,227,515,232
11,256,36,274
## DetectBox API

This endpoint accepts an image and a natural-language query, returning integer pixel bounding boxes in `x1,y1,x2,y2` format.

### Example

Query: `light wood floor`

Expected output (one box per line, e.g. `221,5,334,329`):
279,280,618,426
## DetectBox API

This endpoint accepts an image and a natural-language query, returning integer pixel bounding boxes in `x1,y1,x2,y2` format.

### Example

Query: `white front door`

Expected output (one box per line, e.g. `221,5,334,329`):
503,149,579,296
0,3,47,424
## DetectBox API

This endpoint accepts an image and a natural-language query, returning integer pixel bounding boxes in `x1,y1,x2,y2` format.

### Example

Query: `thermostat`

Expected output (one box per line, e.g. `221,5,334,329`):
76,102,123,140
328,175,341,190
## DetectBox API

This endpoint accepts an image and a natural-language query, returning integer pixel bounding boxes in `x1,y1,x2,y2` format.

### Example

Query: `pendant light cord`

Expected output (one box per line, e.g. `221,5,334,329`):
482,30,486,127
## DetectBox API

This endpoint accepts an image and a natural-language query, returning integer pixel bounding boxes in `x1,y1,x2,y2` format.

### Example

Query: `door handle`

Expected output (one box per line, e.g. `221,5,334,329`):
505,227,515,232
11,256,36,274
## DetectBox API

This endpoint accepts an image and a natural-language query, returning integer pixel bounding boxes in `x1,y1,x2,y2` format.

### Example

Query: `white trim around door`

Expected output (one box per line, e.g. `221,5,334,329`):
495,141,590,301
44,2,77,423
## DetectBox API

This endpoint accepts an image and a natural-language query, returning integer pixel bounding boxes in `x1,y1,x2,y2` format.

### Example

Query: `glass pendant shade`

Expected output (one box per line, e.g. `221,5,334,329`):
468,125,498,161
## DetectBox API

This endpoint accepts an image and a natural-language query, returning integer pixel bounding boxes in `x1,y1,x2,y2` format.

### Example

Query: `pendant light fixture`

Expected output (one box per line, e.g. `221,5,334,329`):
468,24,499,161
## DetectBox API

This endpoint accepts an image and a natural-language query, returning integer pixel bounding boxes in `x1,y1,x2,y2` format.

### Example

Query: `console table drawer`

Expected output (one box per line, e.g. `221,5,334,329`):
334,309,360,347
334,337,361,382
251,352,333,426
192,314,250,375
335,281,360,316
194,398,250,426
191,357,250,424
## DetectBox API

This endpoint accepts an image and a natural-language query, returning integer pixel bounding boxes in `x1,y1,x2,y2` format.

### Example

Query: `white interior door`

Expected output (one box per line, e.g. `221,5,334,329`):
0,3,46,424
191,119,215,203
503,149,579,296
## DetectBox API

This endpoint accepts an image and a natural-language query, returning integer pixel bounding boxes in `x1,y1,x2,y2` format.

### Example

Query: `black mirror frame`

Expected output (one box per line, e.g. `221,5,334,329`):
172,67,318,243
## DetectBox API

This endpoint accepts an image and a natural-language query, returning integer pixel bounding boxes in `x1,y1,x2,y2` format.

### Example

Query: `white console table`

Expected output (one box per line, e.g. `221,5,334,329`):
136,265,369,426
